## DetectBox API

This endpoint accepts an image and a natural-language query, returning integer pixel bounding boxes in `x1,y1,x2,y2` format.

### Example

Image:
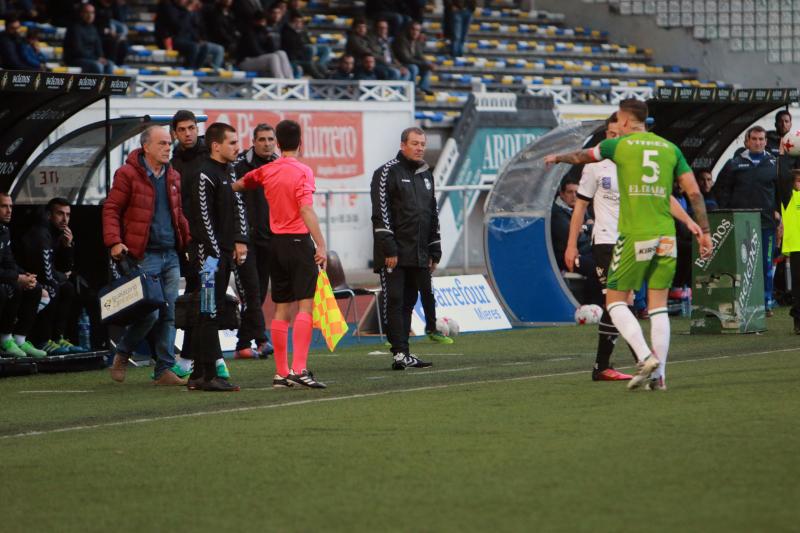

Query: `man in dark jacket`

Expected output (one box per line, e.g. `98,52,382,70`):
767,110,792,158
64,3,116,73
280,12,329,78
156,0,223,69
237,9,294,78
392,20,433,94
203,0,239,60
713,125,779,314
0,192,46,359
102,126,191,385
370,127,438,370
329,53,356,80
186,122,248,391
93,0,129,65
232,123,277,359
0,13,38,70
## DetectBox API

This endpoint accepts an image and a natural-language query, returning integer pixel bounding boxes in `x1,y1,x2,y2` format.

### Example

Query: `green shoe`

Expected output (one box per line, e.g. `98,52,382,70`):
17,340,47,358
43,339,71,356
216,359,230,379
1,338,27,358
428,332,454,345
58,338,87,353
171,362,192,379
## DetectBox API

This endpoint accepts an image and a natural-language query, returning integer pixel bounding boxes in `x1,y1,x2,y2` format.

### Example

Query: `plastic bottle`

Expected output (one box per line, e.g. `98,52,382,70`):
200,271,216,316
680,286,692,318
78,309,91,350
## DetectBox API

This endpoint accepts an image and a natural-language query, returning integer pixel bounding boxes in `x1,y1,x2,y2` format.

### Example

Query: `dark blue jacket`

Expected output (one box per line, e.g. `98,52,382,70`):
0,31,28,69
64,21,104,63
713,150,778,228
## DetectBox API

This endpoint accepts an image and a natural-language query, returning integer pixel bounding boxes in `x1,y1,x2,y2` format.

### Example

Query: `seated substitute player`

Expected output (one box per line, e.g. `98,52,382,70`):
232,119,329,389
546,98,712,391
566,113,702,384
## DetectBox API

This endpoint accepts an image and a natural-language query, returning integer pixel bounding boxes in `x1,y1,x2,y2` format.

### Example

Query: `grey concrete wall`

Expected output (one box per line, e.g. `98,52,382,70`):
535,1,800,87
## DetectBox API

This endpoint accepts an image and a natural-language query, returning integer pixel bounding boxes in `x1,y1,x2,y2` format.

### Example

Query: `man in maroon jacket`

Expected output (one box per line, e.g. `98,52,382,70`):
102,126,191,385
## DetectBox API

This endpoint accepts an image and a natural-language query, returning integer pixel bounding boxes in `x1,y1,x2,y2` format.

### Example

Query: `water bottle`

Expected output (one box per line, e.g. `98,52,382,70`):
680,286,692,318
200,271,216,316
78,309,91,350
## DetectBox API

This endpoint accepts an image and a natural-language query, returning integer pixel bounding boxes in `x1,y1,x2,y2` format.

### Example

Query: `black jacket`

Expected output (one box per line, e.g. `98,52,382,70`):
190,156,248,260
0,223,21,285
550,198,591,271
280,24,309,62
171,137,208,219
155,0,198,44
64,20,104,63
766,130,783,158
238,23,279,61
203,4,239,53
371,151,441,272
777,155,800,211
713,150,778,228
18,220,73,297
234,147,278,246
0,31,28,70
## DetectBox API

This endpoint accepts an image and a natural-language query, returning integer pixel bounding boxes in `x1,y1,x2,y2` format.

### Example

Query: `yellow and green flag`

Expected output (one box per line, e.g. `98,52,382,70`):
312,270,349,351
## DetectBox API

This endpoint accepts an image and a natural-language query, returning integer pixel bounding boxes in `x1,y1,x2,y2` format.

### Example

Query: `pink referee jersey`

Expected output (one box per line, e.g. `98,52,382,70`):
242,156,315,234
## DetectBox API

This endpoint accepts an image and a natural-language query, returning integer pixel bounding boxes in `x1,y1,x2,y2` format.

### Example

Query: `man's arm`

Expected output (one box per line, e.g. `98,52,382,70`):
370,166,398,265
544,149,598,166
677,171,712,258
669,195,701,237
231,168,260,193
711,161,733,208
195,172,221,258
102,169,132,259
428,178,442,272
564,198,590,272
299,204,327,270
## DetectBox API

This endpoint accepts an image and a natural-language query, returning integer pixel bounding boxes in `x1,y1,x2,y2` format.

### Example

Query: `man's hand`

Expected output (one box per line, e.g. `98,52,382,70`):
777,221,784,246
314,244,327,270
564,245,579,273
110,243,128,260
544,154,558,166
61,226,73,247
17,273,36,290
698,233,713,259
429,258,437,273
685,218,702,238
234,242,248,266
385,256,398,270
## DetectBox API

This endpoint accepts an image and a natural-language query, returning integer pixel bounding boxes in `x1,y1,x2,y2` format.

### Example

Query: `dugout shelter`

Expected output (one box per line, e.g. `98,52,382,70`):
486,87,799,325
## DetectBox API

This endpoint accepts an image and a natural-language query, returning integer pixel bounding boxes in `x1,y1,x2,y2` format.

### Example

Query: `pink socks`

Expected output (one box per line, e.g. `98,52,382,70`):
291,312,313,374
271,319,290,377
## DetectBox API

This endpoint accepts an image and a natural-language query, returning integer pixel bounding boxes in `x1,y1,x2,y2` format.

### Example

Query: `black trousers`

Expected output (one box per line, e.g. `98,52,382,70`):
190,254,232,381
416,268,437,333
0,283,38,336
379,265,430,355
234,242,269,348
180,256,200,361
791,251,800,319
32,279,75,345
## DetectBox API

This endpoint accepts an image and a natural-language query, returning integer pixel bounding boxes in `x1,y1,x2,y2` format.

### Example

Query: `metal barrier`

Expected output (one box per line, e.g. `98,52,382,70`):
315,184,493,272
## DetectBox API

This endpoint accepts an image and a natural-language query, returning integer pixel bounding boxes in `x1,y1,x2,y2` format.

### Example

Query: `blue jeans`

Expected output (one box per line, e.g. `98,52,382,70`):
406,63,431,91
116,250,180,378
304,43,331,68
71,58,116,74
449,9,473,57
762,227,776,308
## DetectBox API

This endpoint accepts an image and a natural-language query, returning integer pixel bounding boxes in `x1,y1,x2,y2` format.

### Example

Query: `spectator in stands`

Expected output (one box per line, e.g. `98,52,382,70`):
155,0,223,70
551,178,601,305
0,192,47,359
46,1,83,27
444,0,475,57
695,169,718,211
345,18,399,80
365,0,411,37
5,0,37,20
767,110,792,157
393,20,434,95
237,9,294,78
281,11,330,79
20,198,86,355
286,0,303,19
713,125,779,315
232,0,270,32
329,53,355,80
93,0,129,65
232,123,278,359
64,3,116,74
355,53,378,80
18,28,46,70
402,0,427,22
187,0,225,68
371,18,409,81
103,126,191,385
203,0,239,61
0,13,42,70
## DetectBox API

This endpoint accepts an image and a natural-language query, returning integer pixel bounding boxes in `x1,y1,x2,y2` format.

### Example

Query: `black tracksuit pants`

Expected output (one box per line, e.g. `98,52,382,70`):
0,283,38,336
32,279,74,345
190,254,232,381
380,265,433,355
791,251,800,320
233,242,270,349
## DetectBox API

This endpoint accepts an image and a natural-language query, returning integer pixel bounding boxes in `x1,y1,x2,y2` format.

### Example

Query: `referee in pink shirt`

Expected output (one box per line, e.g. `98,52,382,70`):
232,120,328,389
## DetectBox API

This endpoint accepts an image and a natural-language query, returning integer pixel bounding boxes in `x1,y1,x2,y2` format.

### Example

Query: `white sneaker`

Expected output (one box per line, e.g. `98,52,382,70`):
645,376,667,391
627,354,660,390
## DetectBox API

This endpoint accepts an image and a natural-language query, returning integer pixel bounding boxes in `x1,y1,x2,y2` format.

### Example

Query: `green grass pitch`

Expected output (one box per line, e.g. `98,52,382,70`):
1,316,798,532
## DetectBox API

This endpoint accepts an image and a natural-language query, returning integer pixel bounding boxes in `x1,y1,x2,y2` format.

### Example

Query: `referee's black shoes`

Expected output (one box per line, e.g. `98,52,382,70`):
287,369,327,389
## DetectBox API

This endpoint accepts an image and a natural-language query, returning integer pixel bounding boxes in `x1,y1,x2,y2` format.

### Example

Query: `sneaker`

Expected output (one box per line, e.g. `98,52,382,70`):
109,353,129,382
257,340,274,358
187,376,204,390
216,359,230,379
272,374,294,388
171,361,192,379
43,339,71,356
234,347,256,359
427,332,454,344
391,353,433,370
794,317,800,335
16,340,46,359
199,377,240,392
1,338,27,358
592,367,633,381
287,369,327,389
627,354,661,390
645,376,667,391
154,369,188,386
58,338,87,354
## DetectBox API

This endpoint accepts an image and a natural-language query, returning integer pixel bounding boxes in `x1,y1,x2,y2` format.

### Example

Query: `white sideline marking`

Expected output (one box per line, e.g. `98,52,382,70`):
2,347,797,441
413,366,478,375
19,390,94,394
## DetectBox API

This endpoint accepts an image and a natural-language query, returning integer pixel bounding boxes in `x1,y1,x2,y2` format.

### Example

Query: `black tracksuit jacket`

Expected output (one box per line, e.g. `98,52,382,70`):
171,137,208,219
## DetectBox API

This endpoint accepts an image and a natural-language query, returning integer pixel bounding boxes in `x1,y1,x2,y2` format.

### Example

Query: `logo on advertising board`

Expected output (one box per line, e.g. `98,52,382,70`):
205,110,363,179
694,218,733,270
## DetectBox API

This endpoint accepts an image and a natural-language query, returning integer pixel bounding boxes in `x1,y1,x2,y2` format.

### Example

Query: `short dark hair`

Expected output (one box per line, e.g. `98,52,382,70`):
604,112,618,128
253,9,266,20
171,109,197,131
746,125,766,139
276,120,302,151
352,17,367,28
0,191,11,201
775,110,792,125
205,122,236,147
619,98,649,123
401,127,425,143
4,12,20,25
253,123,274,140
47,197,70,213
559,177,578,193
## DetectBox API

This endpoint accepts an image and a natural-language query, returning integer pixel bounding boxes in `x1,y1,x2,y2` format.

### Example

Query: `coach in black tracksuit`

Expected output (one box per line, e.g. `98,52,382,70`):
371,127,439,370
233,132,278,357
187,123,248,391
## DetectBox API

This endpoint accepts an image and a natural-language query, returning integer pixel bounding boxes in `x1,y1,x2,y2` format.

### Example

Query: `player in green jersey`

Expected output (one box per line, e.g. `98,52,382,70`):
545,99,713,391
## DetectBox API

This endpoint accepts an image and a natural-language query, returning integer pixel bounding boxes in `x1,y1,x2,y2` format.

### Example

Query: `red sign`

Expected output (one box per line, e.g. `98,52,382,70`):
204,110,363,180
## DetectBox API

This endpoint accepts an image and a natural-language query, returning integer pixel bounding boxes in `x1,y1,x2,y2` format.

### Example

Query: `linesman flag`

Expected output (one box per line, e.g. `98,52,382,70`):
312,270,349,351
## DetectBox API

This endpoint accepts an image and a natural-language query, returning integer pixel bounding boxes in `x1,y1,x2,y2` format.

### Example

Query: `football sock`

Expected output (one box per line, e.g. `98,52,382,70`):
176,358,193,373
607,302,651,362
0,333,11,343
271,319,290,377
649,307,670,380
13,335,25,345
291,312,313,374
594,308,618,371
215,358,226,368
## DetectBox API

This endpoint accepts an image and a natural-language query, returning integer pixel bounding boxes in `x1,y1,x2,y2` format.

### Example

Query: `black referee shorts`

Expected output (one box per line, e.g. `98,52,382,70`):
592,243,614,288
269,234,318,303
